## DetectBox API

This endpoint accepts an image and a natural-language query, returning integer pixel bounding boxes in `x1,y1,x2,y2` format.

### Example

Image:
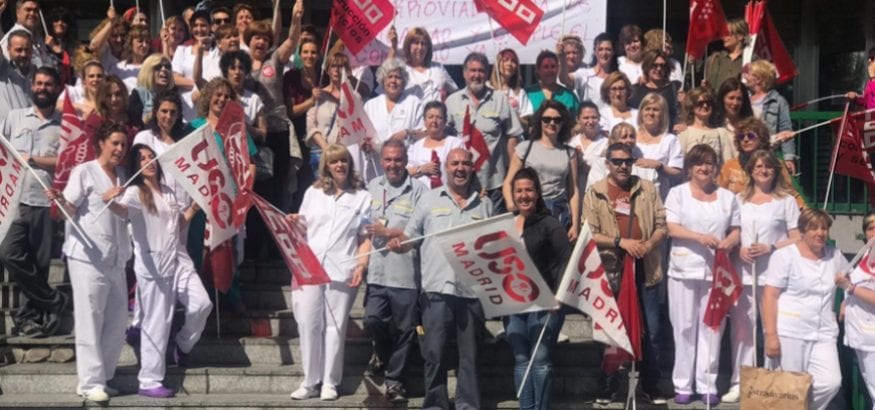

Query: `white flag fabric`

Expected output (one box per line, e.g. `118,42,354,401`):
158,125,237,249
555,222,633,355
434,213,558,318
0,140,26,245
334,75,378,148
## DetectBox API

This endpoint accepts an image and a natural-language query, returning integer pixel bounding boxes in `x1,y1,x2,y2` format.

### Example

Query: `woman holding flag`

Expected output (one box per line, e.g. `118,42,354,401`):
406,101,465,188
838,212,875,403
721,149,800,403
665,144,740,405
46,122,132,403
504,167,571,410
762,208,846,410
107,144,211,398
288,143,371,401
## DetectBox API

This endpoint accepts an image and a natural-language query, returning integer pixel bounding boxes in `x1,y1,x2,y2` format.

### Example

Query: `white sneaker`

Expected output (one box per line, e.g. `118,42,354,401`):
289,385,318,400
77,385,118,397
721,385,740,403
320,384,338,401
557,332,570,343
77,387,109,402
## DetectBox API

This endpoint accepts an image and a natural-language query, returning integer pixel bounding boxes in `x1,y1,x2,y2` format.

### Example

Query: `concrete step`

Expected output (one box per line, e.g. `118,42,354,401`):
0,392,742,409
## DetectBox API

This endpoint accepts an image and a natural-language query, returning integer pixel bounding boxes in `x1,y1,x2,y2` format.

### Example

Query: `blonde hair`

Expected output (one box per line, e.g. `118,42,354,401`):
137,54,174,90
643,29,672,52
196,77,238,118
740,149,791,201
749,60,777,90
681,87,715,126
636,93,670,135
609,122,636,144
315,144,364,193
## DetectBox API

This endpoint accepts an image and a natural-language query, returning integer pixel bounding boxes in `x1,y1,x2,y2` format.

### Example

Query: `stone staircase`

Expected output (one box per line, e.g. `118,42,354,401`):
0,260,741,409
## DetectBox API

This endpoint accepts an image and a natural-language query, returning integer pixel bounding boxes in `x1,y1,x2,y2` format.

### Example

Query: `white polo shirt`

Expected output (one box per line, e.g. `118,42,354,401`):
844,253,875,351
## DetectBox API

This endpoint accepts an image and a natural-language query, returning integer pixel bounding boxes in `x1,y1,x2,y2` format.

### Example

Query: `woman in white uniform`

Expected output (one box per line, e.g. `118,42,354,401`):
636,93,684,200
600,72,638,132
569,101,608,188
288,144,371,401
721,149,800,403
363,58,424,172
665,144,740,406
406,101,465,188
838,212,875,405
108,144,212,398
386,26,458,103
47,122,132,403
763,208,846,410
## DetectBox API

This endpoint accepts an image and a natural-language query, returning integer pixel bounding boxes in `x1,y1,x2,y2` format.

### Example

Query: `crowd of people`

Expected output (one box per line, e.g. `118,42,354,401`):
0,0,874,408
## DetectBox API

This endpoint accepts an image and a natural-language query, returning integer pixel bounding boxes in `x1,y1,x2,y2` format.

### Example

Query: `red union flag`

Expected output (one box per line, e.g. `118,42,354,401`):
685,0,729,59
158,125,237,249
329,0,394,56
215,100,254,229
434,213,557,318
336,75,378,147
703,249,742,328
744,0,797,84
474,0,544,46
462,106,490,172
555,222,633,356
832,111,875,189
52,92,95,219
0,139,26,245
250,192,330,287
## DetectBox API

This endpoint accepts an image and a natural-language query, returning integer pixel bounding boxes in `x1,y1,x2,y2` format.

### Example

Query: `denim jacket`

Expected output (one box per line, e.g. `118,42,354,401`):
761,89,795,161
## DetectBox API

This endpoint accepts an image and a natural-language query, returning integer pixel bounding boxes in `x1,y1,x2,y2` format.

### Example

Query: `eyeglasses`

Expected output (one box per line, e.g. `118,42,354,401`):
155,63,171,71
737,132,759,141
695,100,712,108
651,63,666,69
541,116,563,125
609,86,627,93
213,18,230,25
608,157,635,167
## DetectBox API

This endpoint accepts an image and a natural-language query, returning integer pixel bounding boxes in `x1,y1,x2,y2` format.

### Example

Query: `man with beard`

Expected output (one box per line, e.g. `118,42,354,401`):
0,29,33,120
445,52,523,214
0,0,54,69
582,143,669,405
0,66,67,337
362,140,427,402
388,148,493,410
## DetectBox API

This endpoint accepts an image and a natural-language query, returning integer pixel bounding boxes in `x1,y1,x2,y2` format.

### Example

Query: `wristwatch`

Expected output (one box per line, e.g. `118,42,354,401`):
613,236,621,248
27,157,36,168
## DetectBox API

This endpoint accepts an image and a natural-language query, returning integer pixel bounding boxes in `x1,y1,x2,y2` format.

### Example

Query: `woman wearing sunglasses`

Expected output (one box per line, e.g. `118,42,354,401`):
629,50,680,129
128,54,177,128
678,87,736,165
503,101,580,241
717,117,804,208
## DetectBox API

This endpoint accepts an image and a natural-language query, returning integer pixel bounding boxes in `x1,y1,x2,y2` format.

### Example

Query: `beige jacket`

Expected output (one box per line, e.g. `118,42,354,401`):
583,177,667,287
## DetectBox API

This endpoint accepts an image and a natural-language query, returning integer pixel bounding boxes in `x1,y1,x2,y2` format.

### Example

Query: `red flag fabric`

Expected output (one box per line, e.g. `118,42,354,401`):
52,92,95,219
599,254,643,372
832,111,875,189
474,0,544,46
462,106,490,172
214,101,254,229
249,192,331,287
429,149,442,188
745,0,797,84
685,0,729,59
203,240,234,292
329,0,394,56
703,250,743,328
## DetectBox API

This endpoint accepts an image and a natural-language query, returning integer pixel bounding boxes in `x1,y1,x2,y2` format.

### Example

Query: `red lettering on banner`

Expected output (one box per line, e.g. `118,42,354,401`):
593,296,606,310
174,157,191,172
579,286,590,299
605,308,619,324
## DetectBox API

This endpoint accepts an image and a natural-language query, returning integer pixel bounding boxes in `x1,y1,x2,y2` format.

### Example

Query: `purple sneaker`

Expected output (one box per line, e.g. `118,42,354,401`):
173,345,189,367
125,327,140,346
702,394,720,405
139,385,175,398
674,392,694,405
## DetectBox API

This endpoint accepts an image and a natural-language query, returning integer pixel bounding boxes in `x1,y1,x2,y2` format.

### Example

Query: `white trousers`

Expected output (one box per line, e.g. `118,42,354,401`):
668,277,724,395
137,250,212,389
727,285,758,387
292,281,357,388
68,258,128,393
855,349,875,410
766,337,841,410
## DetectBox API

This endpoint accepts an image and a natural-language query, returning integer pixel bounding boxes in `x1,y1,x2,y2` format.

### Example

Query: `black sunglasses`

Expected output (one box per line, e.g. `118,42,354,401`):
213,18,230,25
608,157,635,167
541,116,563,125
155,63,172,70
737,132,758,141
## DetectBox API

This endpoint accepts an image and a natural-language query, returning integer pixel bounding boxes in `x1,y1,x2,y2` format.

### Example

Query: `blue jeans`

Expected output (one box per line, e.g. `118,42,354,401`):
503,310,565,410
637,260,664,387
544,198,570,229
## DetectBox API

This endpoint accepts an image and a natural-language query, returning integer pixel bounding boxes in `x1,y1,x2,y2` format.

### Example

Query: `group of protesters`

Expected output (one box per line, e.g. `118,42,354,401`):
1,0,874,408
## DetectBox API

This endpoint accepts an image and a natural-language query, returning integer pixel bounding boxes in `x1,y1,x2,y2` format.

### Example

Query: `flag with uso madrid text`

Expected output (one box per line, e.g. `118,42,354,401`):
555,223,634,356
249,192,330,287
435,213,557,318
329,0,394,55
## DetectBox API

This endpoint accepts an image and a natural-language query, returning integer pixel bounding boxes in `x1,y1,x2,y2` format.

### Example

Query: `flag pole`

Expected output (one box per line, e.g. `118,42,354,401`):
823,102,851,210
751,220,758,368
706,328,713,410
158,0,166,27
662,0,667,52
215,286,221,338
94,155,161,218
516,314,551,399
625,360,639,410
560,0,567,36
38,10,49,37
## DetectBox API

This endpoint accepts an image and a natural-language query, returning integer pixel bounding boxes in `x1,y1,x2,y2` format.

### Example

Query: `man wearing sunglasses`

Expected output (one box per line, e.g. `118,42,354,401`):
583,143,668,405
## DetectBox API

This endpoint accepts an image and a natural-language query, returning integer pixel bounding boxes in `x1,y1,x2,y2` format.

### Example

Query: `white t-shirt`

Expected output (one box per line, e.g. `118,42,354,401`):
132,130,191,206
363,92,423,144
737,195,800,284
765,244,848,342
406,135,466,187
239,88,265,125
488,83,534,120
119,184,188,277
844,252,875,351
637,133,684,199
172,45,221,121
569,133,608,170
298,186,372,282
404,62,458,103
602,108,639,133
618,56,642,84
665,182,740,281
109,60,142,93
571,67,607,110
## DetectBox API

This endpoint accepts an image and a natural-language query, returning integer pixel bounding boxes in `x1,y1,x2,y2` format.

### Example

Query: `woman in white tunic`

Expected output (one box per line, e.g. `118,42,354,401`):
600,72,638,132
171,10,218,120
47,122,132,403
636,93,684,200
763,208,846,410
406,101,465,188
665,144,740,406
569,101,608,188
838,212,875,405
363,58,424,173
721,149,800,403
108,144,212,398
288,144,371,401
386,26,458,103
